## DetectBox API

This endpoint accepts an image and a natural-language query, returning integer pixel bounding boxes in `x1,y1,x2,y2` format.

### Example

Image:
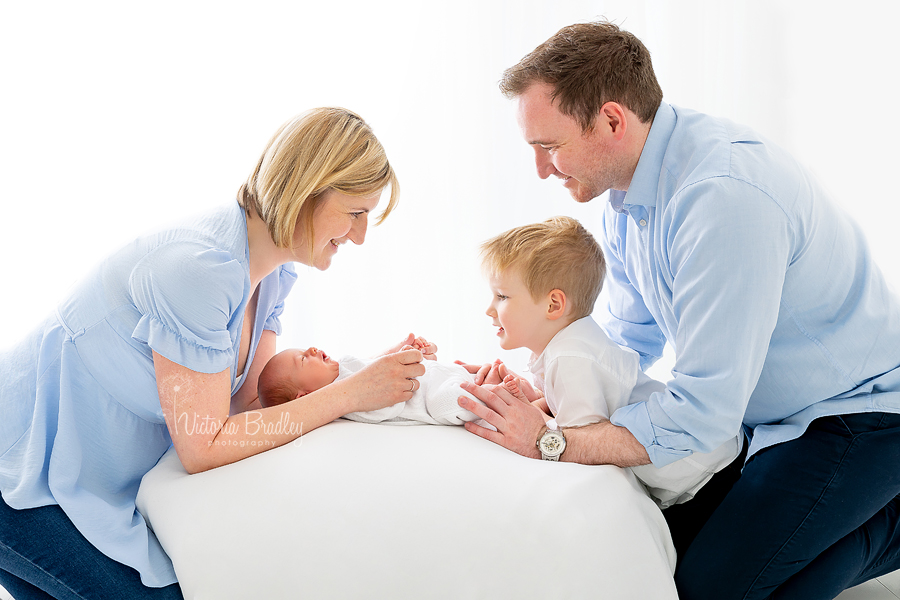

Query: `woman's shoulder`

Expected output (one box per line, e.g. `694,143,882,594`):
137,201,249,262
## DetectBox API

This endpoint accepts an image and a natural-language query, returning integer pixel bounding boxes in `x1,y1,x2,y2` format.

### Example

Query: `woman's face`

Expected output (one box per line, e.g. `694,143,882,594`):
294,189,382,270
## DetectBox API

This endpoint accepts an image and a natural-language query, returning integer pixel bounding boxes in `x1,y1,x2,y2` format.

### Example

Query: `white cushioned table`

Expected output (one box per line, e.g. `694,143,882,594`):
137,420,677,599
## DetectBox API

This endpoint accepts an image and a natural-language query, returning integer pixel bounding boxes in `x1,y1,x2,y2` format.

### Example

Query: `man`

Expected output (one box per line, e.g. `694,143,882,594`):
457,20,900,600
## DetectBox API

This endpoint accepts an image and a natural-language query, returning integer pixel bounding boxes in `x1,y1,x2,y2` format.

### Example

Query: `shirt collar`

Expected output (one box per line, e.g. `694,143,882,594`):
610,101,677,209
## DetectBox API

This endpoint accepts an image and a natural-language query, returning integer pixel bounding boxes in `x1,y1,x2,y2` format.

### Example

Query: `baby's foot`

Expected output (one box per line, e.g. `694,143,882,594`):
501,375,529,403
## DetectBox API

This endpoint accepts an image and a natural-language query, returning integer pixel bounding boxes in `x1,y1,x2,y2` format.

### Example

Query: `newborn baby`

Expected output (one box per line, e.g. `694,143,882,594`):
257,340,484,425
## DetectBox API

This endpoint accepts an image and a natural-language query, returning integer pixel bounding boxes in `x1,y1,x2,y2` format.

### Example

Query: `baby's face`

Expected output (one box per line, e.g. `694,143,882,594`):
266,347,340,396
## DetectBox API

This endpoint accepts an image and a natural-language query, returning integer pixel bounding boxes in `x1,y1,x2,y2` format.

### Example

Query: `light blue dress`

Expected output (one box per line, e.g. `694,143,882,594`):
0,201,297,586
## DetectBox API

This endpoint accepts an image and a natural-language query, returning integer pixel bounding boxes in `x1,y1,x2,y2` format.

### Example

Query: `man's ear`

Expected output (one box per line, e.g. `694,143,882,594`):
295,389,309,399
599,101,628,140
547,289,568,321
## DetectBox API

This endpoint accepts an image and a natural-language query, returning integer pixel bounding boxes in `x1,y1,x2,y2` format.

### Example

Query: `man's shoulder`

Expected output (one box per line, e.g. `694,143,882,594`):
663,106,799,203
665,106,739,180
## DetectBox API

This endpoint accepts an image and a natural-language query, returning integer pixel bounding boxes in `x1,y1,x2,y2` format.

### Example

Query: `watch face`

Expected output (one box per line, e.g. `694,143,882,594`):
540,431,566,457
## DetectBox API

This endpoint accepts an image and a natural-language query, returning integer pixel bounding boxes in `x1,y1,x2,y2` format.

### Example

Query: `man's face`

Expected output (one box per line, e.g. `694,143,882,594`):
515,82,631,202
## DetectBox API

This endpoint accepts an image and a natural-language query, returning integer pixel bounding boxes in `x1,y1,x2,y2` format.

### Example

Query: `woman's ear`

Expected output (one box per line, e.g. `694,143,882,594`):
546,289,567,321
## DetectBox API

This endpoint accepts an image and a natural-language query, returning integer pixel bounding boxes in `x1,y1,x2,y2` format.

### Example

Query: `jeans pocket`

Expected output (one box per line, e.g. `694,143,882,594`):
833,412,898,436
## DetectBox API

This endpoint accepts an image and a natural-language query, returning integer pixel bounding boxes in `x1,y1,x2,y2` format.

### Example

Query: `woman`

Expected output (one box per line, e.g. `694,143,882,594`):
0,108,425,598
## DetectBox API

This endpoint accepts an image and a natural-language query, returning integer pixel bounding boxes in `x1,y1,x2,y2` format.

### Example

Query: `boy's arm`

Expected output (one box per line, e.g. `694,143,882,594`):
532,396,551,416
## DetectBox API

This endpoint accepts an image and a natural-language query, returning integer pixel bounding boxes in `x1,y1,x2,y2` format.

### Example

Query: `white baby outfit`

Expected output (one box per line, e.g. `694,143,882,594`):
529,315,743,508
338,357,482,425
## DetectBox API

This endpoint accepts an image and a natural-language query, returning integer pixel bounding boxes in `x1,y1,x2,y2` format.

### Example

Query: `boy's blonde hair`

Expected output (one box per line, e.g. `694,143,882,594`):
238,107,399,261
480,216,605,321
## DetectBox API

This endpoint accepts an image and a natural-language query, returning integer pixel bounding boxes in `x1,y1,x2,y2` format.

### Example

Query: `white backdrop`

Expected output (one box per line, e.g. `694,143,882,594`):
2,0,898,382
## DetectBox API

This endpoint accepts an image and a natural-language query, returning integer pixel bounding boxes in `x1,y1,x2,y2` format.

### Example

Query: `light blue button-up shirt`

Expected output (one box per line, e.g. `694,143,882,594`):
604,102,900,467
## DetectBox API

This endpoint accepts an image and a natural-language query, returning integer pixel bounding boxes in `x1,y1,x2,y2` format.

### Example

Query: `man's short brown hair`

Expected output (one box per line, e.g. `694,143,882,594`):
500,21,663,130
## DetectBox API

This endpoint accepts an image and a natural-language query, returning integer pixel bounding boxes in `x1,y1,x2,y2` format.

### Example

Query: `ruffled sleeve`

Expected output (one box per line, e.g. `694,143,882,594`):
129,241,248,374
263,263,298,335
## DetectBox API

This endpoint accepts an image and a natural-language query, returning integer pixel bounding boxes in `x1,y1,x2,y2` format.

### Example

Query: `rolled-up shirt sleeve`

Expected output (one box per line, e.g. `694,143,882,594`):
610,177,794,466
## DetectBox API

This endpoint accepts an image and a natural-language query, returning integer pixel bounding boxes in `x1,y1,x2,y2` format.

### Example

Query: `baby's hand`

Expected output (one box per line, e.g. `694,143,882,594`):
411,336,438,361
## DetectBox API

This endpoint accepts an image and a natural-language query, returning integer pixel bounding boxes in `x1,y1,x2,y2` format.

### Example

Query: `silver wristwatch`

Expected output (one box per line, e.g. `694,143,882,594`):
537,418,567,461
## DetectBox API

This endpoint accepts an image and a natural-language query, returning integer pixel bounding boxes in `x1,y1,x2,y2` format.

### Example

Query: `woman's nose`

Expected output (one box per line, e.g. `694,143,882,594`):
347,215,368,245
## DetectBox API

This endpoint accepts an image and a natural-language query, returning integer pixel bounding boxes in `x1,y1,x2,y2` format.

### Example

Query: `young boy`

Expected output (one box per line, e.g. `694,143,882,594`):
257,336,485,426
481,216,742,508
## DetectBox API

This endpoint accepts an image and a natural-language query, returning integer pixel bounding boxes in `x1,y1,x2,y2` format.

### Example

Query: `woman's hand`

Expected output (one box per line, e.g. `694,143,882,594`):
340,348,426,413
381,333,416,356
380,333,437,359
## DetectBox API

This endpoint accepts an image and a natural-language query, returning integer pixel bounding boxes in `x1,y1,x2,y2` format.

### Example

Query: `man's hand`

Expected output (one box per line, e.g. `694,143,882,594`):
458,377,652,467
457,381,545,459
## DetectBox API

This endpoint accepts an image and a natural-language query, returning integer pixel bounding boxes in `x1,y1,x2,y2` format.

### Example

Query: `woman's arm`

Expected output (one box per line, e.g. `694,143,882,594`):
155,348,425,474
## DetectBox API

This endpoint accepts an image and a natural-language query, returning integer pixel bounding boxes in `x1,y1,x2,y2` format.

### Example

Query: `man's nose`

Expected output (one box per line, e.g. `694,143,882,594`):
534,148,556,180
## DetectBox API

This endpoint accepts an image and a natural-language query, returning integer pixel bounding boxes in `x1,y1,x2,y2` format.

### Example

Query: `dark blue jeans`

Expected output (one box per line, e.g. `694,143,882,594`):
0,495,182,600
670,412,900,600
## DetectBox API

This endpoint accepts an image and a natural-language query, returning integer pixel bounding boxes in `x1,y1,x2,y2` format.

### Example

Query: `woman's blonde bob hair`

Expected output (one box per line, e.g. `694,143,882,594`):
238,108,399,259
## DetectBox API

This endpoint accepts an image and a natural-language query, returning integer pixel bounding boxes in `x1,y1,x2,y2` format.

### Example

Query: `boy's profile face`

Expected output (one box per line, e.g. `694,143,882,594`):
264,348,340,397
486,270,551,354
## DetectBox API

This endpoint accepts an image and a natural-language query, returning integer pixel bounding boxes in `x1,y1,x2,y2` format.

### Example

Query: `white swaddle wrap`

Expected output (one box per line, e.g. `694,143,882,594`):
338,357,483,425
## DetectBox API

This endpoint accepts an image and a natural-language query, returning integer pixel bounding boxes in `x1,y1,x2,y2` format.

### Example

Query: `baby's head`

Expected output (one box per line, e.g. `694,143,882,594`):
258,347,340,408
480,216,605,354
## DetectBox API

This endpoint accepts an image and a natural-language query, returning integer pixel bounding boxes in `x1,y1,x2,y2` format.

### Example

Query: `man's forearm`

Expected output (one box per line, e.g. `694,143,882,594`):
561,420,652,467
